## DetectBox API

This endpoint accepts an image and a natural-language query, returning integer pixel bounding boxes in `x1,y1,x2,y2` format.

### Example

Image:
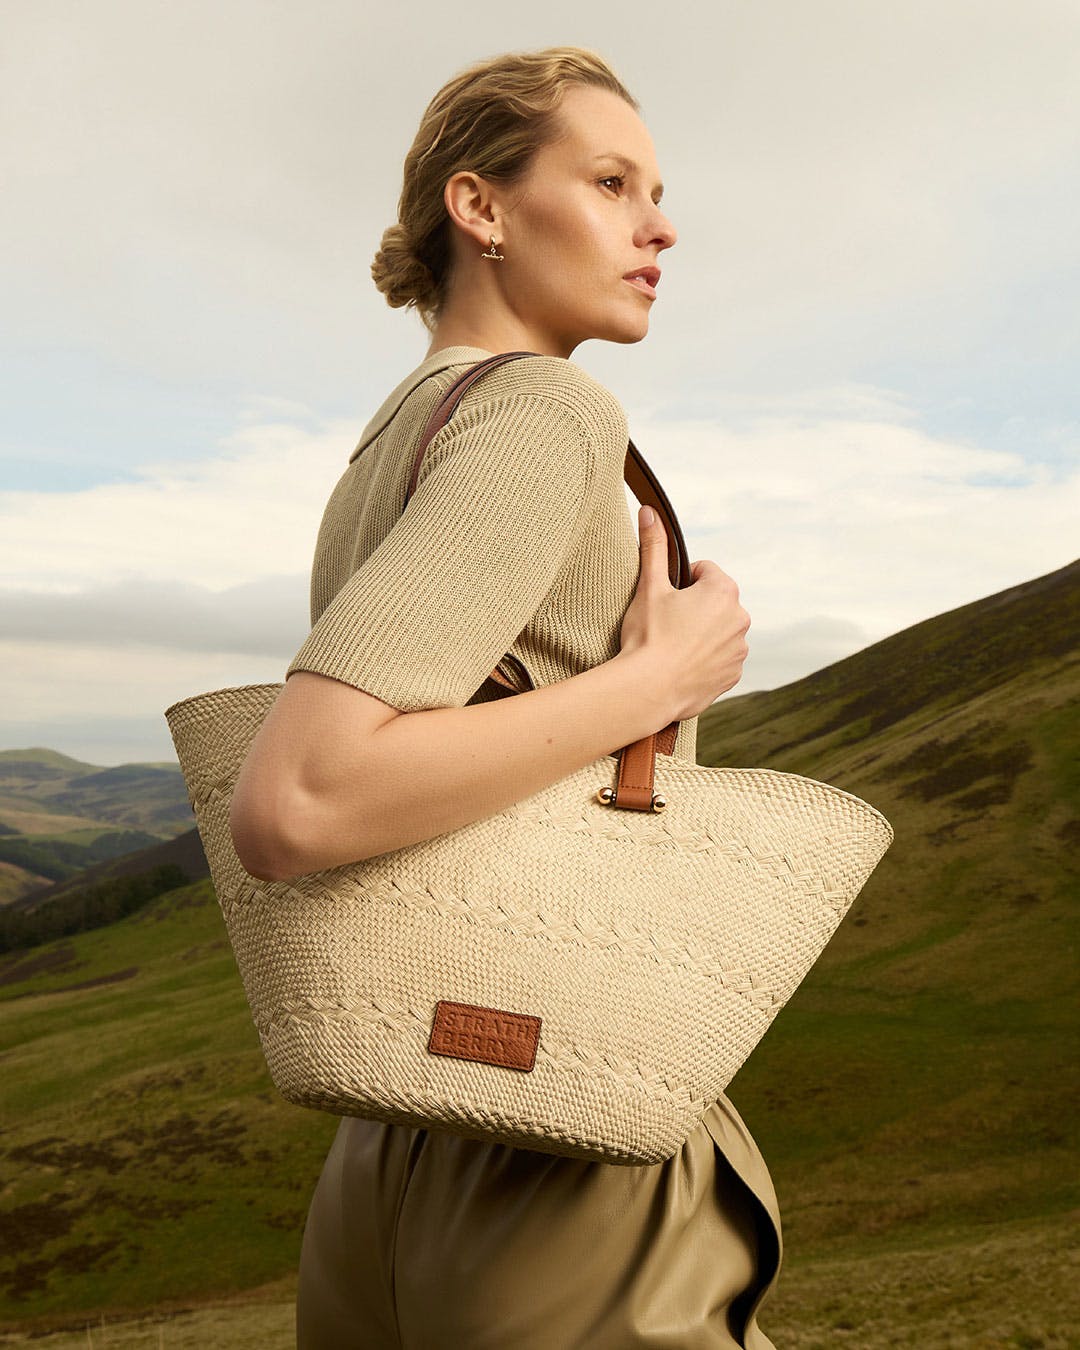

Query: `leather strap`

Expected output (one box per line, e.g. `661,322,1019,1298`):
400,351,693,811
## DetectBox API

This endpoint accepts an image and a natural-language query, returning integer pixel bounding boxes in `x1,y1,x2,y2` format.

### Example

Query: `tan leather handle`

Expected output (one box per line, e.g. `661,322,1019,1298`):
404,351,692,812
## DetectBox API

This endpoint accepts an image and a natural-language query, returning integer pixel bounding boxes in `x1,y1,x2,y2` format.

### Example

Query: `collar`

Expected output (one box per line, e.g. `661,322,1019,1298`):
348,345,496,463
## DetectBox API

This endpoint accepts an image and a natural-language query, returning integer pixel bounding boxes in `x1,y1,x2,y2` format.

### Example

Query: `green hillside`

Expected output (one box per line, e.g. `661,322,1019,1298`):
0,878,338,1327
0,753,192,838
708,560,1079,1305
40,764,189,833
0,831,163,894
0,561,1076,1342
11,829,208,914
0,754,195,905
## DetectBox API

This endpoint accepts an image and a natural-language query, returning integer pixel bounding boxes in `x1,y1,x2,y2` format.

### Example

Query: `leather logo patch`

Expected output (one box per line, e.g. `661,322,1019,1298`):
428,1000,541,1072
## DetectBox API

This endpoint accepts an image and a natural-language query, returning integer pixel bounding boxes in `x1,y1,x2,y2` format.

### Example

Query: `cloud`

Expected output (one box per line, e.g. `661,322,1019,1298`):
2,390,1076,765
1,640,291,767
0,417,349,592
0,575,309,656
629,405,1079,641
7,391,1076,657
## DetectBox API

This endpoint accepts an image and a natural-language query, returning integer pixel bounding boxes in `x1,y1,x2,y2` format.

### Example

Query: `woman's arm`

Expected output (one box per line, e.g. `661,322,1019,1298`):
229,644,673,881
229,506,749,881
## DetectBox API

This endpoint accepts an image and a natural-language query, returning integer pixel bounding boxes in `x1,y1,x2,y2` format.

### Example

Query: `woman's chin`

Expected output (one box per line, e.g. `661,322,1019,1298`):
592,311,651,346
613,319,652,346
563,305,651,348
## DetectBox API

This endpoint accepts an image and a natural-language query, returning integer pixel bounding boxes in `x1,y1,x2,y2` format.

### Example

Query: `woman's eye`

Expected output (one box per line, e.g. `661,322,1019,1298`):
599,175,625,194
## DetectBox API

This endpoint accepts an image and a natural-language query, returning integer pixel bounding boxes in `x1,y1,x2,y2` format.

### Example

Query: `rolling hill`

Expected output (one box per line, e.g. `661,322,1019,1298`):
711,558,1079,1264
0,560,1076,1343
0,751,194,905
11,829,208,914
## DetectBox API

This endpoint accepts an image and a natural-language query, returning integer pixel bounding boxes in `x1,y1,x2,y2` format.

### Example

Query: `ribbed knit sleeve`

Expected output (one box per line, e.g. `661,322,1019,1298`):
285,378,624,712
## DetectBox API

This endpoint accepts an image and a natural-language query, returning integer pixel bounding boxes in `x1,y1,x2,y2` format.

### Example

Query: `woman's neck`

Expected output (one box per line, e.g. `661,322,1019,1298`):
425,285,575,360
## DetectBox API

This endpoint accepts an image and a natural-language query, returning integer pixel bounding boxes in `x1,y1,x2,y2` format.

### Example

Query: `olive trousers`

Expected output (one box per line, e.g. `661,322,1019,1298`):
296,1103,781,1349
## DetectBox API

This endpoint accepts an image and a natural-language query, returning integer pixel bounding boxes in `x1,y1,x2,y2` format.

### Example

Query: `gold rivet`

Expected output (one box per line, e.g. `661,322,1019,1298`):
651,793,667,813
596,786,615,805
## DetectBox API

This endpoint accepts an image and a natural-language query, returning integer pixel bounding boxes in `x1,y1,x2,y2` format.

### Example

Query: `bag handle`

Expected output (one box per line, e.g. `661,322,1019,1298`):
406,351,693,813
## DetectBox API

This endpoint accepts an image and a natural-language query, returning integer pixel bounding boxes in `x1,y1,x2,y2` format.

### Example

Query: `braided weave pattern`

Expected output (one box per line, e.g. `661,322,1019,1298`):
257,995,706,1108
166,681,893,1165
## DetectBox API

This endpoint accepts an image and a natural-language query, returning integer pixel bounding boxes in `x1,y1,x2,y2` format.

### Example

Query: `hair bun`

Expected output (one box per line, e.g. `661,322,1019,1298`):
370,224,439,314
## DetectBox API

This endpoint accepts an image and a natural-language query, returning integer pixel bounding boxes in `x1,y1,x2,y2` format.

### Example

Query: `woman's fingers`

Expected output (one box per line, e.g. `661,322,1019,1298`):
624,505,751,718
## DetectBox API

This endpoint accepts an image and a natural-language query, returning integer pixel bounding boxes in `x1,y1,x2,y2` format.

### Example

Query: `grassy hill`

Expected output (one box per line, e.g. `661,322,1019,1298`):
11,830,208,914
0,749,98,775
0,754,194,905
710,559,1079,1266
0,876,337,1329
0,752,191,835
0,561,1076,1343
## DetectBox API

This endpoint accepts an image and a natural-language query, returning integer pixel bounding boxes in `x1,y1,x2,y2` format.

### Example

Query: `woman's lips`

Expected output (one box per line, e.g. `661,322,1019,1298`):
623,267,660,300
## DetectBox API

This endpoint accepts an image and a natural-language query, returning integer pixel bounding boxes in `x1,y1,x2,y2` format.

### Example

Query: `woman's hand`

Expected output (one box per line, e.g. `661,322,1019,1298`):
618,505,751,722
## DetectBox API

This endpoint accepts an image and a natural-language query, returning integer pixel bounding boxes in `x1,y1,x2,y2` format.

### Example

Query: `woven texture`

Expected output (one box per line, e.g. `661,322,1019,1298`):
166,682,893,1166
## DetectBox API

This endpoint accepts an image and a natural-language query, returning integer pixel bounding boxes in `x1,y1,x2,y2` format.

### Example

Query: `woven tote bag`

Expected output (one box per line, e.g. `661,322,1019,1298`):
165,352,893,1166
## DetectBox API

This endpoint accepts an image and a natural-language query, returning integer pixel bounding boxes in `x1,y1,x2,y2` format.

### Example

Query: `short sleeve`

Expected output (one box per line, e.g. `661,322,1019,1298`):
285,384,616,712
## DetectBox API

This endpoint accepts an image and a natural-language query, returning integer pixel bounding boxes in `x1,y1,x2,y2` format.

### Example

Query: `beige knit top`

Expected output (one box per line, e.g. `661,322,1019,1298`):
286,345,698,764
284,346,782,1289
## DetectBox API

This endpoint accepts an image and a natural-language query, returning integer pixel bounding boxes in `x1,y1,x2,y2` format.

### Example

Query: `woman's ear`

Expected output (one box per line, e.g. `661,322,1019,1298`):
444,171,500,252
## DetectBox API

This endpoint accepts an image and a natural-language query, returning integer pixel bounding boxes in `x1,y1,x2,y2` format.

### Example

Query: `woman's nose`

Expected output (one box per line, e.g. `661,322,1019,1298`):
641,205,677,251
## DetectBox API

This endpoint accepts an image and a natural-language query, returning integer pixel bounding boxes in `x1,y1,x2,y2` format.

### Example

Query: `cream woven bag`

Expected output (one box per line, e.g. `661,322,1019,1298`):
165,353,893,1166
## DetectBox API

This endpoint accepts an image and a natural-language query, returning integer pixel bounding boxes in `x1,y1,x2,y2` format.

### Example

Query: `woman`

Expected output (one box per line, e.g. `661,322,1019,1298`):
229,46,782,1350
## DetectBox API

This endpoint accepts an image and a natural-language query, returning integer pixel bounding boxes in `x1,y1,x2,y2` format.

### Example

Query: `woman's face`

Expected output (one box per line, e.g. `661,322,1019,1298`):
495,85,677,355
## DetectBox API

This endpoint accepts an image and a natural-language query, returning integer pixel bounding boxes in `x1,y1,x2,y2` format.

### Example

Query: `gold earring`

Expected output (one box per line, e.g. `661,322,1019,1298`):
480,235,504,261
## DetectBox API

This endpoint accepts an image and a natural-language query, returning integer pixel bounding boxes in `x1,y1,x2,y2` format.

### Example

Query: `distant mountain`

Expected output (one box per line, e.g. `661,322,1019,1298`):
0,749,195,904
0,827,164,894
0,747,99,775
12,827,208,913
0,752,191,834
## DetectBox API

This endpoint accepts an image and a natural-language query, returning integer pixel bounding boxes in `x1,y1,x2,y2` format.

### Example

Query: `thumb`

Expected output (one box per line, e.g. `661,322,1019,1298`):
637,505,669,570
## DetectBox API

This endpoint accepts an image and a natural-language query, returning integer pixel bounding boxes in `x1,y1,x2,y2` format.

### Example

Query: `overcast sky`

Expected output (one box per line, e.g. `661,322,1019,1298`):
2,0,1078,766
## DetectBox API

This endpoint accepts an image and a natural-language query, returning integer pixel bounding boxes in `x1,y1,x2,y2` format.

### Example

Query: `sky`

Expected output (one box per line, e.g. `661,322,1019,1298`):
2,0,1078,766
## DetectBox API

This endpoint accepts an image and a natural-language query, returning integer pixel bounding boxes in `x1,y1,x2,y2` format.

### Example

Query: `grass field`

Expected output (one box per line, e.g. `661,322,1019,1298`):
0,880,338,1322
0,1214,1074,1348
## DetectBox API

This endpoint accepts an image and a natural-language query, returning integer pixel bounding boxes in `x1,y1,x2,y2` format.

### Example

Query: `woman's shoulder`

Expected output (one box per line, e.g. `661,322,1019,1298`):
350,349,627,465
456,353,629,447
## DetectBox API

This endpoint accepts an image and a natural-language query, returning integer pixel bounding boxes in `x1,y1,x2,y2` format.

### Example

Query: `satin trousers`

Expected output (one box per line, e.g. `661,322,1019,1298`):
296,1111,780,1350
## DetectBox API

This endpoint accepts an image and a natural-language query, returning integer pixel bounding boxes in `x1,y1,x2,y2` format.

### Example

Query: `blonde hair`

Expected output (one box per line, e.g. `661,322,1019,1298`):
371,47,638,330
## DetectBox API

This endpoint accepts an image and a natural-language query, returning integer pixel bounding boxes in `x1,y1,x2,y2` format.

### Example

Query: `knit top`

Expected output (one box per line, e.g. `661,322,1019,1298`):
284,346,782,1305
285,345,698,763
